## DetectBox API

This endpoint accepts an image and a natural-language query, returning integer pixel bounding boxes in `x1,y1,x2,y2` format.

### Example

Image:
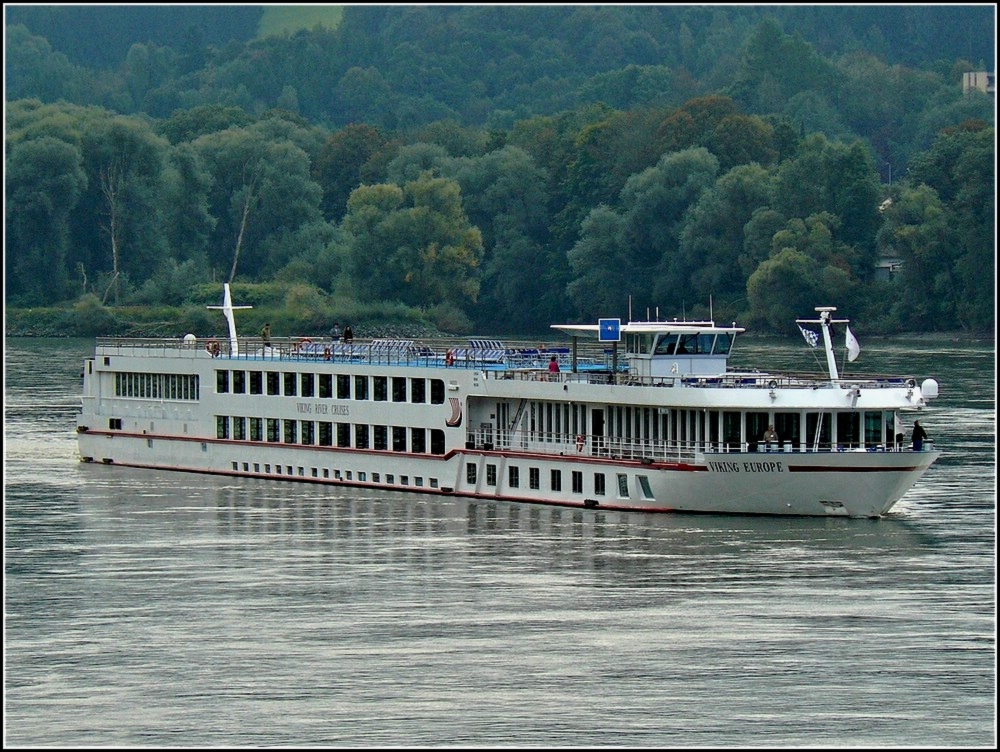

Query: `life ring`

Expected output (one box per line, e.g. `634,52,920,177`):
323,346,332,361
576,434,585,452
445,349,455,367
206,339,220,356
768,380,778,390
293,337,312,353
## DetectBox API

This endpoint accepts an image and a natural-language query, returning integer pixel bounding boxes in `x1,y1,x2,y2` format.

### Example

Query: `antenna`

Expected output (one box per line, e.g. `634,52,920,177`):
628,295,633,322
709,295,713,322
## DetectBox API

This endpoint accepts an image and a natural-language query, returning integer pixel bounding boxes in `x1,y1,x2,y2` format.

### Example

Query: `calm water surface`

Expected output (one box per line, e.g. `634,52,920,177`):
4,336,995,747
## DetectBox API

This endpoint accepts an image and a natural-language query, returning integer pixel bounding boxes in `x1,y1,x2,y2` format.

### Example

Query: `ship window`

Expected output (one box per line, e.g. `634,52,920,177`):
319,373,332,398
638,475,653,499
594,473,606,496
358,471,366,482
411,378,426,403
355,424,369,449
301,372,315,397
864,411,884,446
109,418,122,430
509,466,520,488
276,465,282,475
529,468,540,490
392,426,406,452
466,463,477,483
216,370,229,393
400,476,408,486
283,419,297,443
654,334,679,355
266,372,279,395
373,376,388,401
410,428,425,454
617,474,629,498
323,468,330,478
775,413,799,447
249,371,263,394
318,422,332,446
264,464,270,473
430,478,438,489
311,468,318,478
806,412,832,450
243,463,249,472
266,419,280,442
551,469,562,491
486,464,497,486
233,416,246,440
336,422,350,447
337,374,350,399
627,333,654,354
250,417,263,441
676,333,698,355
392,377,407,402
415,477,423,487
283,372,297,396
216,416,229,439
287,466,293,476
837,412,861,449
572,471,583,493
254,463,260,473
301,421,315,445
430,429,445,455
430,379,445,404
386,474,394,484
298,467,304,477
374,425,388,450
354,375,368,400
746,412,769,449
232,370,246,393
696,333,716,354
372,473,380,483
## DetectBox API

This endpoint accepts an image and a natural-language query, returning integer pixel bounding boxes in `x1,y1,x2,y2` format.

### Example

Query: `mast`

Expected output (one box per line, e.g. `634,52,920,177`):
796,306,850,382
206,283,252,356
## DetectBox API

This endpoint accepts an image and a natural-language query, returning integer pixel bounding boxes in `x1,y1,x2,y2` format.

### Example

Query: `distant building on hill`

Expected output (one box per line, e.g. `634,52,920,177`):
962,71,995,95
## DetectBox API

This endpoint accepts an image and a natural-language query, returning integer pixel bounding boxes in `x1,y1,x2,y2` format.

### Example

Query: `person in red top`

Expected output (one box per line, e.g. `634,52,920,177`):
548,355,560,377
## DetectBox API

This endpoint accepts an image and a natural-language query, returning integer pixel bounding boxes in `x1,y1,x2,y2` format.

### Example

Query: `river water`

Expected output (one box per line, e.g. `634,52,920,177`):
4,336,995,746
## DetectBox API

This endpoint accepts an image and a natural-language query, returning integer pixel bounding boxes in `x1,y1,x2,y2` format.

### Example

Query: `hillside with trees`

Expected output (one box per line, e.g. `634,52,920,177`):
4,5,995,336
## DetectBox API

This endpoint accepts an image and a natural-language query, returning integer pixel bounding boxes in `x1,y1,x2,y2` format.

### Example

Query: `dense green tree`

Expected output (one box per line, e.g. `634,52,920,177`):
343,175,483,310
313,123,389,221
5,136,87,303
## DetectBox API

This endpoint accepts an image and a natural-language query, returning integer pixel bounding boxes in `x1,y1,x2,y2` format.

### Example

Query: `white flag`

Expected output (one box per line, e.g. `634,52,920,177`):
845,325,860,362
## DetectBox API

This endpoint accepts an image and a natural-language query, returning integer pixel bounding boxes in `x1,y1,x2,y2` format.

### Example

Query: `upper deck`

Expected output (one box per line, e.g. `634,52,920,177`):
91,333,924,395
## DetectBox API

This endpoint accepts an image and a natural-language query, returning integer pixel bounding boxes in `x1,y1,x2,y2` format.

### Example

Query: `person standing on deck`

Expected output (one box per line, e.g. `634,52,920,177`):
911,420,929,451
330,322,341,341
260,323,271,347
548,355,560,380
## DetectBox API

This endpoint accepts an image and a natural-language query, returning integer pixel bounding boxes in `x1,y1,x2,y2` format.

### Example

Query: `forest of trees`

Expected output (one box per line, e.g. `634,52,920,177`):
4,6,995,335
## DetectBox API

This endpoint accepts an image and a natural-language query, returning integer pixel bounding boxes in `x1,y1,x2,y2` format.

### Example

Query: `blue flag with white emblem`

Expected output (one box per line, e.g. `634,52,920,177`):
598,318,621,342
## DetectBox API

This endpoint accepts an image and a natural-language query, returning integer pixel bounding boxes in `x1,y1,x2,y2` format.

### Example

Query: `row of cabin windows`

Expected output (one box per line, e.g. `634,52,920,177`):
228,461,438,490
216,370,444,404
600,406,895,449
115,372,199,400
466,463,647,500
216,416,446,455
625,331,735,356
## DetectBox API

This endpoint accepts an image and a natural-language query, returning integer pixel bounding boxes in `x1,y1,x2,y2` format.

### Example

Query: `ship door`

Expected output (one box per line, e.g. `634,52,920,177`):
478,422,494,450
591,408,606,456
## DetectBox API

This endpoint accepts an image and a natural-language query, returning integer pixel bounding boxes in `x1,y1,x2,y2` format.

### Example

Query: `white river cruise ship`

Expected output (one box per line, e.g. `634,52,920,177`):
77,285,941,518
